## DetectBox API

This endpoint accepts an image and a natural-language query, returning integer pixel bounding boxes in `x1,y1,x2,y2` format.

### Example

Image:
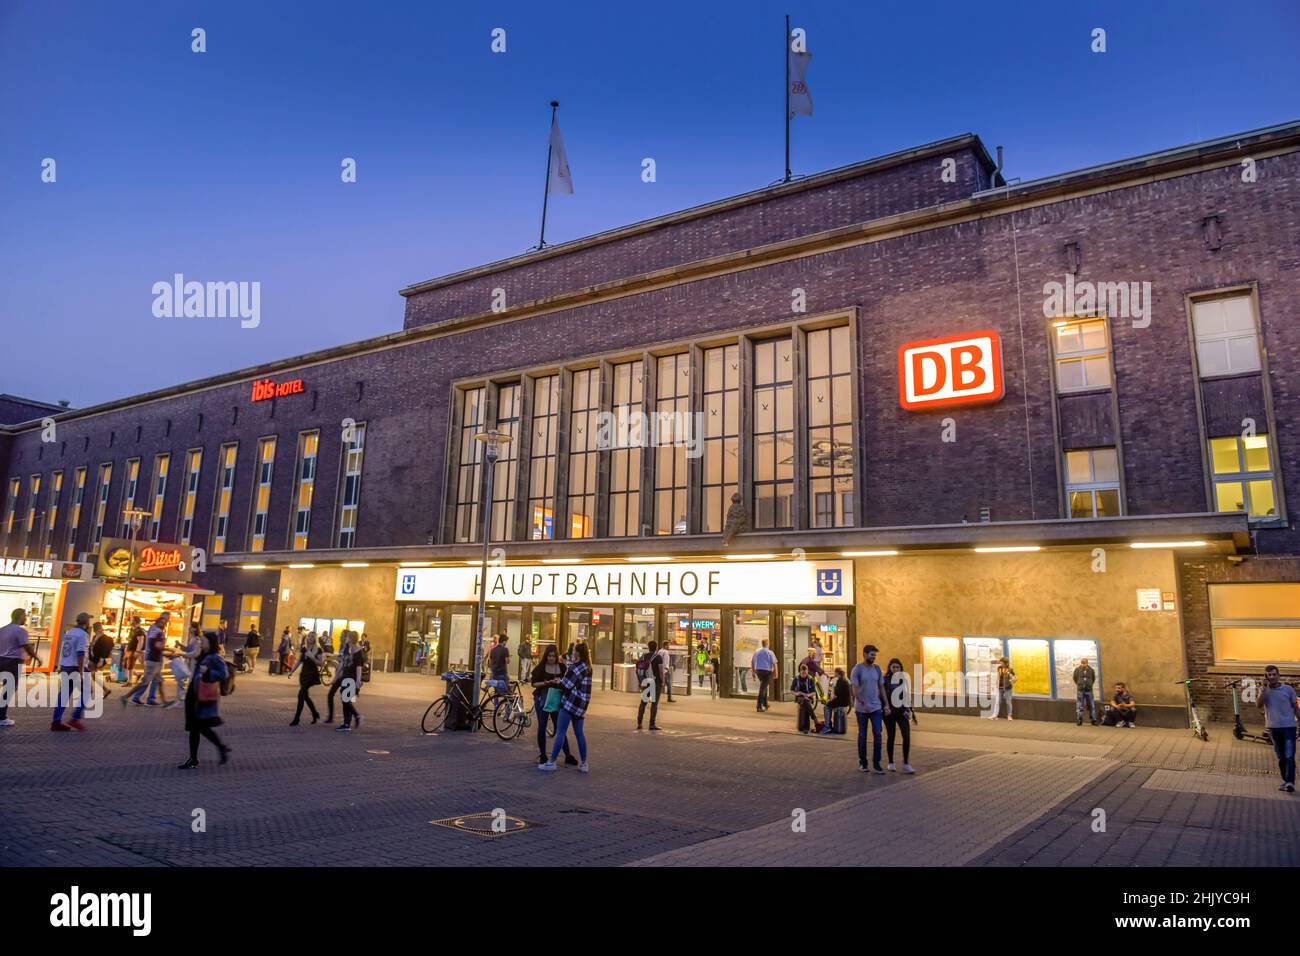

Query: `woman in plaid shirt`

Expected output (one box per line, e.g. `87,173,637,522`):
538,642,592,773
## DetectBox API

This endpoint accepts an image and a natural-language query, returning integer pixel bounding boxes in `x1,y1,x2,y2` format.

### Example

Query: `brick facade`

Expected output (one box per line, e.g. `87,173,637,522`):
1,124,1298,691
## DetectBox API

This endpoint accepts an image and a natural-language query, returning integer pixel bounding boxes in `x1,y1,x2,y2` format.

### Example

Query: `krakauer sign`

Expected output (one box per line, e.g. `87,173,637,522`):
395,560,853,606
0,556,89,581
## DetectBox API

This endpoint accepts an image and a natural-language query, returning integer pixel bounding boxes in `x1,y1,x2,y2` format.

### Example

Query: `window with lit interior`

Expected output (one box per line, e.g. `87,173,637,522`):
1210,435,1277,520
1064,448,1121,518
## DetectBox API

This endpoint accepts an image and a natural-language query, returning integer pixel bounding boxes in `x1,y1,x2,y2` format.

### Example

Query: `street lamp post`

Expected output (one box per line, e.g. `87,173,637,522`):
117,508,152,647
470,430,512,712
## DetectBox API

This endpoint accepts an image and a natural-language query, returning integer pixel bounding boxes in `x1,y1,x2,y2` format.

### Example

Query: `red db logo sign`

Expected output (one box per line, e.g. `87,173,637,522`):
898,330,1004,410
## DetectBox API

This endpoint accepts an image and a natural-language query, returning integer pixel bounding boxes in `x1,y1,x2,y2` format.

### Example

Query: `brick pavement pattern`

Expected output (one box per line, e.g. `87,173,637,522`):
1,672,1297,867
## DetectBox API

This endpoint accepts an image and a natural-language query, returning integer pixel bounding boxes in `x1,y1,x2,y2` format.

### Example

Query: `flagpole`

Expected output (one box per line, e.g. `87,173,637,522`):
784,14,791,183
538,99,559,249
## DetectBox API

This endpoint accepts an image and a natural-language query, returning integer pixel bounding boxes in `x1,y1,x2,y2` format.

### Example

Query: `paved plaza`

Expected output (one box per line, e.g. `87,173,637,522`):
2,670,1297,867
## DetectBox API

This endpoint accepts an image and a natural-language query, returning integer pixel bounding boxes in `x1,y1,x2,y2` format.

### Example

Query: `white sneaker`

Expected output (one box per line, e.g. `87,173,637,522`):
537,762,557,772
578,762,589,774
902,764,915,774
887,763,896,772
164,701,180,709
0,719,14,727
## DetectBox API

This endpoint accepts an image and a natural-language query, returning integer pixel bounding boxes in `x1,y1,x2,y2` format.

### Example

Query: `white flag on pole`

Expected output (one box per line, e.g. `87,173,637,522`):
789,50,812,117
548,115,574,194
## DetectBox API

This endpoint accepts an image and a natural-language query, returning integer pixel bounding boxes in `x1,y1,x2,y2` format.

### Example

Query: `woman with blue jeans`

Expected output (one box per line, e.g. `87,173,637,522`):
529,643,575,766
538,641,591,773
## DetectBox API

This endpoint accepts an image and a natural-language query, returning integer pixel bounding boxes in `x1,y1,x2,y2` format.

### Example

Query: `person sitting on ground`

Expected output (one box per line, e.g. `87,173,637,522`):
820,666,852,735
791,663,820,734
1102,682,1138,727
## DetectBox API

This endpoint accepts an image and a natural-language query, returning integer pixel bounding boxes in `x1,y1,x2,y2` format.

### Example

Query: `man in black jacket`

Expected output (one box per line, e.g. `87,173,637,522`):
1073,658,1098,725
636,640,663,731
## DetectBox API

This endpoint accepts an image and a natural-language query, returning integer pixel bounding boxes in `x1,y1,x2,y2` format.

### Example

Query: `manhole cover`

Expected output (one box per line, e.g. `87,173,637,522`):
366,749,391,755
430,812,531,838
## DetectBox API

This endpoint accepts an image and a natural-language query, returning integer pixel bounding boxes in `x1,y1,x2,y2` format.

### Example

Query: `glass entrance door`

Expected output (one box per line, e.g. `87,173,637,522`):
730,608,769,698
566,607,614,690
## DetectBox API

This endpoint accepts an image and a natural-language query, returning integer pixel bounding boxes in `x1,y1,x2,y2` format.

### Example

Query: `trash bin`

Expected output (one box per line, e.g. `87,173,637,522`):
442,672,474,731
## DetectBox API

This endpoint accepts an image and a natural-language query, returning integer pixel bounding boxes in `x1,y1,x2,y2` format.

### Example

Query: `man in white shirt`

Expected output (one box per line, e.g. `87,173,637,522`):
657,642,675,703
0,607,42,726
751,640,778,712
51,612,92,731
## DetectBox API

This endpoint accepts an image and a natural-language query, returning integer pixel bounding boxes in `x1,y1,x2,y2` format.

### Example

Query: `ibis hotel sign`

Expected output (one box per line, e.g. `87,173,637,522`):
95,538,195,583
396,560,853,607
898,330,1004,410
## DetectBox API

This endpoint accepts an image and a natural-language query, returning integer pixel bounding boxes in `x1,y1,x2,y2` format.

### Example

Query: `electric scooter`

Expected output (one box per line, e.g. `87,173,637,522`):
1226,679,1273,744
1174,678,1209,741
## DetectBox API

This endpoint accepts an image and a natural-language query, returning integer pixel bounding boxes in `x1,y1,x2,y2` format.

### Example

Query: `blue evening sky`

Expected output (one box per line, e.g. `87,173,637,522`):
2,0,1297,407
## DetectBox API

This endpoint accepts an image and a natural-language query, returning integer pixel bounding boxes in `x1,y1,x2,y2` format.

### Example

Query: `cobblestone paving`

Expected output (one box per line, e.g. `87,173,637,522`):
2,672,1296,867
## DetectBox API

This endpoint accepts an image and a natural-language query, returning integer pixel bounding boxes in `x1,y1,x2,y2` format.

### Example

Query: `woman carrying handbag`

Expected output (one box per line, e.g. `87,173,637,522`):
287,633,323,725
178,632,231,769
529,643,575,766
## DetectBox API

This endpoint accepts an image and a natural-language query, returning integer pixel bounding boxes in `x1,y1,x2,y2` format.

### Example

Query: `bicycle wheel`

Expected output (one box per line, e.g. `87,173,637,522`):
422,696,450,734
493,698,527,741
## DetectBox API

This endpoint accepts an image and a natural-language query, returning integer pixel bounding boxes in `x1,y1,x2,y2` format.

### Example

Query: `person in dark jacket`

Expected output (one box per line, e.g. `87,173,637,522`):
884,658,915,773
1073,658,1098,725
244,625,261,673
636,640,664,731
334,637,365,732
178,632,230,769
791,663,819,733
529,643,576,765
288,633,323,725
820,667,852,735
276,627,292,675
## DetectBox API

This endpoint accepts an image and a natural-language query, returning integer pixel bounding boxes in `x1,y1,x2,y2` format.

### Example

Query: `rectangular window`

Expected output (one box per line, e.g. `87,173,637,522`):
490,384,520,542
1193,294,1260,377
201,595,223,631
119,459,141,537
1053,318,1111,393
211,444,237,554
90,463,113,550
701,344,740,534
23,475,41,557
567,370,599,539
653,353,690,535
528,377,559,539
454,387,486,543
249,437,276,552
752,337,794,529
65,467,86,560
238,594,263,634
1064,447,1122,518
1210,435,1278,520
336,423,366,548
608,360,644,537
1209,583,1300,666
2,477,19,546
291,431,319,550
148,453,170,541
807,326,855,528
178,449,202,544
45,471,62,558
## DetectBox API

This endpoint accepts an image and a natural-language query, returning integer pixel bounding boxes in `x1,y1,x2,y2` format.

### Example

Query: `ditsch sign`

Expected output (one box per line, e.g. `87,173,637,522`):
95,538,194,583
251,377,305,403
898,330,1004,410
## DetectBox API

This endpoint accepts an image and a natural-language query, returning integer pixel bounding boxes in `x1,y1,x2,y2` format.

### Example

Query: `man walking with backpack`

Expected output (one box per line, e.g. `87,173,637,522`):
1073,657,1098,725
636,640,663,731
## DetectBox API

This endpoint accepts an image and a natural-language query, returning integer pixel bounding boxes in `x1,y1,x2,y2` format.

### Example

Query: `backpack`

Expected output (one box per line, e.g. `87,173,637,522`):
635,652,654,683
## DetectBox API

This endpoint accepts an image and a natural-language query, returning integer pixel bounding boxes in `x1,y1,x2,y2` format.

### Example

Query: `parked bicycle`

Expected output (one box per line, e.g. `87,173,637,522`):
1174,678,1209,741
421,673,529,741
